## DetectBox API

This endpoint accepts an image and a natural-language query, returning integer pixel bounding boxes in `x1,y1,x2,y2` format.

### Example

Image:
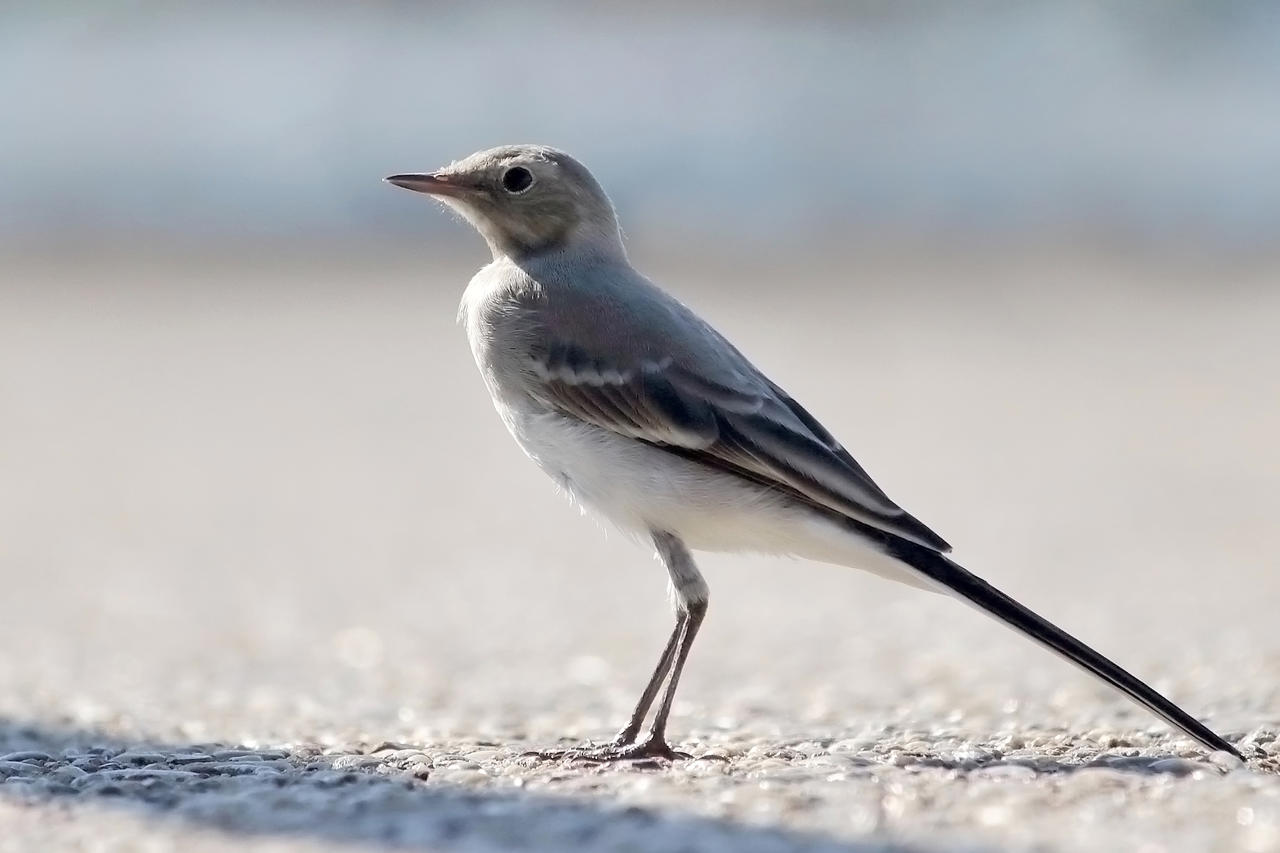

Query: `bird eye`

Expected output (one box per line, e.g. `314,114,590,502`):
501,166,534,194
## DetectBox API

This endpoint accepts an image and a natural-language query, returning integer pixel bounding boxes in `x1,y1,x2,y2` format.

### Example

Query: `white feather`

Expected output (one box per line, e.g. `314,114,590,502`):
497,400,934,591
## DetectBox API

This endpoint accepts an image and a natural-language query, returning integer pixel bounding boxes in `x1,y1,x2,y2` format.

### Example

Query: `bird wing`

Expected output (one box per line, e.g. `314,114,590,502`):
524,337,950,552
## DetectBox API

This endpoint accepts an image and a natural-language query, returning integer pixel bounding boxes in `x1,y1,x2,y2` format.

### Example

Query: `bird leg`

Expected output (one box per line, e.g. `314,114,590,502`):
630,593,705,758
610,615,682,746
528,531,708,764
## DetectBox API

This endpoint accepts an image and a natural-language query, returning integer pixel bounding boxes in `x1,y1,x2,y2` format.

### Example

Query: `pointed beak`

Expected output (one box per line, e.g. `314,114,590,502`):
383,172,470,197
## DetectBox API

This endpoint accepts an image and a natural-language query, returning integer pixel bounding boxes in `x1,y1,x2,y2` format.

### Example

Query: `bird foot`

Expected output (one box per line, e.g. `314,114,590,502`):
525,736,691,765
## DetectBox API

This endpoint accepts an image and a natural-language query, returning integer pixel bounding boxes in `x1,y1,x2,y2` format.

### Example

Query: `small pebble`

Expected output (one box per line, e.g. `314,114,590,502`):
49,765,88,783
972,764,1038,781
430,768,490,786
310,770,361,787
114,752,171,766
98,769,201,782
685,757,731,777
1148,758,1209,776
369,741,417,752
180,762,270,776
330,755,384,771
0,761,43,778
212,749,289,761
375,749,430,764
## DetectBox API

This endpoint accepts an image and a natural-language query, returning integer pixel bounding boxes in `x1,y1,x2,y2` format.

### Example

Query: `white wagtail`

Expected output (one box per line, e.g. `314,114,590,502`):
386,145,1240,762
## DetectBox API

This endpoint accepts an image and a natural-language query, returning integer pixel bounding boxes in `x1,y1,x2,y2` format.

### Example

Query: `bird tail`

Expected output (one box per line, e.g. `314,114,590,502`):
877,534,1241,759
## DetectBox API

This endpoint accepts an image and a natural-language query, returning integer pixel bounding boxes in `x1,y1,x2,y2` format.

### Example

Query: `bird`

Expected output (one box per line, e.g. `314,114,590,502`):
384,144,1240,763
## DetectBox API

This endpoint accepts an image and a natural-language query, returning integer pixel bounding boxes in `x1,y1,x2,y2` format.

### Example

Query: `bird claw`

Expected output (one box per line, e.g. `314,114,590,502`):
524,737,692,765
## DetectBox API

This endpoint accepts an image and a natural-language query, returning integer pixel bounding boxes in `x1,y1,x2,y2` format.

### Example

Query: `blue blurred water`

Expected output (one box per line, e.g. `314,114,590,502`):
3,2,1279,245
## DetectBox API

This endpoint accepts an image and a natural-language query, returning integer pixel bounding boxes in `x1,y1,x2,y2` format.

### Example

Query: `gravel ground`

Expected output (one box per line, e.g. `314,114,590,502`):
1,246,1278,852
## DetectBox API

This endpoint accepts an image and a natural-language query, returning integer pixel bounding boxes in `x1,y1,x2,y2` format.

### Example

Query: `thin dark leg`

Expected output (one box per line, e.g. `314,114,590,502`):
641,598,706,748
528,530,708,764
611,614,684,745
526,614,684,762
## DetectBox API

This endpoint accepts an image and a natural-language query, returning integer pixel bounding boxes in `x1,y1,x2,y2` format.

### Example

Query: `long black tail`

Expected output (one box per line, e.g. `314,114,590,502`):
877,534,1241,758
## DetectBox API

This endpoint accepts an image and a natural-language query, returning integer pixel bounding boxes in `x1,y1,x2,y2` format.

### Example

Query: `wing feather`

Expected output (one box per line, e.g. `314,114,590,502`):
525,345,951,552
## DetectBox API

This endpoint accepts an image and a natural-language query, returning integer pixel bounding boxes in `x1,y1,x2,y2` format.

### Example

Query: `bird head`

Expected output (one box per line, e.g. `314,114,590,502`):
386,144,623,261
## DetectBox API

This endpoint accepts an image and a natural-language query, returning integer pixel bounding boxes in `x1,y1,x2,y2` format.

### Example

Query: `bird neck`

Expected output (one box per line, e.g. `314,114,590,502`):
499,233,631,280
490,221,627,268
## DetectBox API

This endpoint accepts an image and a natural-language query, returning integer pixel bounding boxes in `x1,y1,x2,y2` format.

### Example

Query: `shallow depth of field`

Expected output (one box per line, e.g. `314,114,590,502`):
2,5,1278,852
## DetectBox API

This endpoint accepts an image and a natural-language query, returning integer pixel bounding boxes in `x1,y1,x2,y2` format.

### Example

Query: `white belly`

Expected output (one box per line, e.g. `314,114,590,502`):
496,401,930,589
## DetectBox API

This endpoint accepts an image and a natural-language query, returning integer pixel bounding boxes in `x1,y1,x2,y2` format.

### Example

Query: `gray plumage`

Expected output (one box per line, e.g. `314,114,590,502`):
385,144,1240,762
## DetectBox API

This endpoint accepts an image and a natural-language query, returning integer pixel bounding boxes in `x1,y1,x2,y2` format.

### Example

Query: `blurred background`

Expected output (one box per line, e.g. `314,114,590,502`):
1,0,1277,775
6,2,1280,248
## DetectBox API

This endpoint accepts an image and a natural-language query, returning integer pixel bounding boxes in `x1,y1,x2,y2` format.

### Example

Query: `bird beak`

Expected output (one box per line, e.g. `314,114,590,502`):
383,172,470,197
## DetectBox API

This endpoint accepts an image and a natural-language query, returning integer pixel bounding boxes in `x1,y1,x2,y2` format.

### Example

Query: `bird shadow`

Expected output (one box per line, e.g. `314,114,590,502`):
877,751,1243,776
0,716,921,852
0,717,1259,851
